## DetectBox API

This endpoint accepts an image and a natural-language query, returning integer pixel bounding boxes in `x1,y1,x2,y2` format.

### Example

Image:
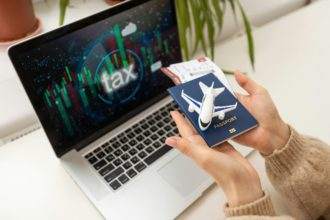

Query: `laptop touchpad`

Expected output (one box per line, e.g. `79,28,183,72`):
158,154,209,197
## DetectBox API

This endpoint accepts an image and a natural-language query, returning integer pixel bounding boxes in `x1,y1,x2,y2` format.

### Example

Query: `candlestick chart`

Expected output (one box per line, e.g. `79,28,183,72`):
16,0,182,154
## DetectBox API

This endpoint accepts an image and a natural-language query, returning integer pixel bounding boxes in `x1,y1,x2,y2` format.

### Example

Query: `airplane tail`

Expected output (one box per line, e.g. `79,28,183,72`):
212,87,225,97
199,82,208,95
199,81,225,97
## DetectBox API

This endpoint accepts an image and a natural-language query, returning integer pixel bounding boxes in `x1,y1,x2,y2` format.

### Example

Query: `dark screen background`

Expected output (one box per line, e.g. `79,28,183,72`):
14,0,181,156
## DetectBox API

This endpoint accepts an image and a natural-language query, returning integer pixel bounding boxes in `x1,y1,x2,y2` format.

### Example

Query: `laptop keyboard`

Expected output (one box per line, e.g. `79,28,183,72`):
84,101,179,191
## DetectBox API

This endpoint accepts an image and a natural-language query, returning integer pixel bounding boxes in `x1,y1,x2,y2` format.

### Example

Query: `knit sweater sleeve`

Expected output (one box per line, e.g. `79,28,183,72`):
227,216,294,220
263,126,330,219
224,192,294,220
224,126,330,220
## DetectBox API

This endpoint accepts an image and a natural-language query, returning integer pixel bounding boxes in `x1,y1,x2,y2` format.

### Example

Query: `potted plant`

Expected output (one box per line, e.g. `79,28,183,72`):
59,0,254,71
0,0,41,44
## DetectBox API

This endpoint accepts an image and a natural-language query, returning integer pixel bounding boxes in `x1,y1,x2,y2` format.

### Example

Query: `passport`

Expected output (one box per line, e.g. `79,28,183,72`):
167,73,258,147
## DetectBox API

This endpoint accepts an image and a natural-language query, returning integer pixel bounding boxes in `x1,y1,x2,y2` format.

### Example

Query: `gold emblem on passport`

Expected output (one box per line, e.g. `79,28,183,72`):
229,128,236,134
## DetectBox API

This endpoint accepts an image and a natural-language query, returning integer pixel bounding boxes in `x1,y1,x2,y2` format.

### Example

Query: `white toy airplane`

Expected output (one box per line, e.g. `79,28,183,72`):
181,81,238,131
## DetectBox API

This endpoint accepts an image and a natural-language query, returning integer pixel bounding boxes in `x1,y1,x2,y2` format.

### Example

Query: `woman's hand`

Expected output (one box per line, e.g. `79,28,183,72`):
233,71,290,155
166,111,263,207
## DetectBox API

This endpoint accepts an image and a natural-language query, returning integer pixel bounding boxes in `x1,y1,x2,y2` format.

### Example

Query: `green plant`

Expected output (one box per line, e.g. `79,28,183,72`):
176,0,254,70
59,0,69,26
59,0,254,70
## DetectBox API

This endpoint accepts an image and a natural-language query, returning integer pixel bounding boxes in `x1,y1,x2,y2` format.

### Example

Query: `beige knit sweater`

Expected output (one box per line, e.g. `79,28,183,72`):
224,127,330,220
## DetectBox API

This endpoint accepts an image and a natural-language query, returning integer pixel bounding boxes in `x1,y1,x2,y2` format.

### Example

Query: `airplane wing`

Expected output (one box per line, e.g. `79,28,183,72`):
181,90,202,114
212,102,238,117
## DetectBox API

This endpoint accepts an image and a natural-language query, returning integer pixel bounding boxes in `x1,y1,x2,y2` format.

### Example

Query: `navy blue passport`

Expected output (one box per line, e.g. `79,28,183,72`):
167,73,258,147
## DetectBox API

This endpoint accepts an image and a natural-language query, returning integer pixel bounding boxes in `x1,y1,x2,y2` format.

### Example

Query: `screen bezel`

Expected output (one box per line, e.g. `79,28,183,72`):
8,0,182,157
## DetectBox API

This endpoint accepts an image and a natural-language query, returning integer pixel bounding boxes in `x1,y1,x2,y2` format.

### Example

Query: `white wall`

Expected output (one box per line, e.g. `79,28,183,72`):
219,0,307,40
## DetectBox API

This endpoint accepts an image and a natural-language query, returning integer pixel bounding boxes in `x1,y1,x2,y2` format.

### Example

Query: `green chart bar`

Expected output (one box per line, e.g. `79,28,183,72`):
113,24,128,68
164,40,170,55
84,67,97,97
65,66,73,82
55,84,62,97
113,53,119,68
60,79,72,108
94,73,102,89
46,89,51,97
79,88,89,108
105,56,114,74
147,47,154,65
77,72,84,84
55,97,73,136
155,30,162,51
44,91,52,108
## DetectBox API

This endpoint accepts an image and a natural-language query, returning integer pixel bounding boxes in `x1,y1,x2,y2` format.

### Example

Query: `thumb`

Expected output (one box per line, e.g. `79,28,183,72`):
234,92,248,106
234,71,260,95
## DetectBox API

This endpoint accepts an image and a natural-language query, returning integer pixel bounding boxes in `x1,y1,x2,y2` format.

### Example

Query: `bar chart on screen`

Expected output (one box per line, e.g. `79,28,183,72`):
39,20,179,136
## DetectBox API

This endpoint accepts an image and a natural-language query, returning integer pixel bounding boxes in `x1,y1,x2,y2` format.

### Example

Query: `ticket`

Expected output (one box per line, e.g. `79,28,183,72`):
161,57,234,95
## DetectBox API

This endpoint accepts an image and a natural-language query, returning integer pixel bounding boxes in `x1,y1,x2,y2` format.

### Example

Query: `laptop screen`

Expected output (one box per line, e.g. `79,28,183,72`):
10,0,181,157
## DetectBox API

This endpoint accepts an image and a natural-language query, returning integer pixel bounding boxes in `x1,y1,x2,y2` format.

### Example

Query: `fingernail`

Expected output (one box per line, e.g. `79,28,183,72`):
165,137,177,147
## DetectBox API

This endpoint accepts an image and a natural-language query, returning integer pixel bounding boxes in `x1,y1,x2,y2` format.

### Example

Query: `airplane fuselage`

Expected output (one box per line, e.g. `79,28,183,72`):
198,94,214,131
181,80,236,132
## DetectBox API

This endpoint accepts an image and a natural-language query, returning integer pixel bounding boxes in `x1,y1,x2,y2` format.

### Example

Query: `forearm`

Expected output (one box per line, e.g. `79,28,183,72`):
264,126,330,219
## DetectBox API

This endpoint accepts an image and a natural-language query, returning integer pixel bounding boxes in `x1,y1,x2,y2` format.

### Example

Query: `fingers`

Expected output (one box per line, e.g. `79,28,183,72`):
234,92,247,103
165,136,209,162
166,136,226,180
234,70,260,95
214,142,257,177
215,144,245,163
213,143,246,164
166,137,257,187
170,111,197,137
213,142,236,154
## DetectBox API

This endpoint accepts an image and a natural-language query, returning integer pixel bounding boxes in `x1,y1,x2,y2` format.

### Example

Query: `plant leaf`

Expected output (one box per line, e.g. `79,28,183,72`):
228,0,236,16
201,0,215,59
229,0,238,27
237,1,255,69
211,0,224,33
190,0,207,56
175,0,191,59
175,0,255,68
59,0,70,26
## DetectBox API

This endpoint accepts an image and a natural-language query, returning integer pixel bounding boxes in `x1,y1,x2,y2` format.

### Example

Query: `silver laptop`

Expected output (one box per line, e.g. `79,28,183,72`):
8,0,216,219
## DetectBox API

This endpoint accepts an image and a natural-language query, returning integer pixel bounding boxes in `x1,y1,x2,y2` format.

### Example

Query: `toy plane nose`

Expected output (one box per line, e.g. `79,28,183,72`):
198,118,211,131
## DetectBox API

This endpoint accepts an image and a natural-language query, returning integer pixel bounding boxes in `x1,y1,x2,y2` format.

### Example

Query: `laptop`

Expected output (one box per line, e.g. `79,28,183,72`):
8,0,215,219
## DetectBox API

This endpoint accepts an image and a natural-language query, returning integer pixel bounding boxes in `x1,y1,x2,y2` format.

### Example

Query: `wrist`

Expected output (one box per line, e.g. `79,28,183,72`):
263,120,290,155
224,173,263,207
